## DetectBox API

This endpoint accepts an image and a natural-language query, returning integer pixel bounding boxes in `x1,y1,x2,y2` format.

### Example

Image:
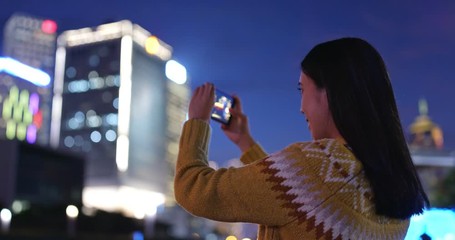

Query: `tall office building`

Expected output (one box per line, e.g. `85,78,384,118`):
0,57,51,144
2,13,58,144
51,20,189,218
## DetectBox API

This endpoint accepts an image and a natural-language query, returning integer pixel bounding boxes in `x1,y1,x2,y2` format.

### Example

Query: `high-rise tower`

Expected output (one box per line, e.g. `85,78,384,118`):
0,57,51,144
51,20,189,218
2,13,58,144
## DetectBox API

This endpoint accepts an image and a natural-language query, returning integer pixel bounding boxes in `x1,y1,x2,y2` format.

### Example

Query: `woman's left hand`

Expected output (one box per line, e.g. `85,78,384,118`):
188,83,215,123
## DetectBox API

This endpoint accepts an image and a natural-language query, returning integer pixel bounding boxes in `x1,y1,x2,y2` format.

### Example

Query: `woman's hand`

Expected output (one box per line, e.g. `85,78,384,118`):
221,95,256,152
188,83,215,123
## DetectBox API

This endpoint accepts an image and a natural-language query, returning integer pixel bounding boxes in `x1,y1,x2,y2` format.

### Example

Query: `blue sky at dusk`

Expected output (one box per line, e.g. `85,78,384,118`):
1,1,454,165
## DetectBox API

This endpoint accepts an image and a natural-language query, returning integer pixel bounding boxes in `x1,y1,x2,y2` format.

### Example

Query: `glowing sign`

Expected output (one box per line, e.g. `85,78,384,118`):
0,57,51,87
143,35,172,61
145,36,160,55
2,86,42,143
165,60,187,84
41,19,58,34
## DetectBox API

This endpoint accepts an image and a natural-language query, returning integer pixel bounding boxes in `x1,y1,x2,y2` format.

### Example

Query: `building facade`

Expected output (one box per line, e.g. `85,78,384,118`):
2,13,58,145
51,20,189,218
0,57,51,144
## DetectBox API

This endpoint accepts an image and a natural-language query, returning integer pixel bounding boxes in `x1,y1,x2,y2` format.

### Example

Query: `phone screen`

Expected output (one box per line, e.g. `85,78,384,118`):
211,89,235,125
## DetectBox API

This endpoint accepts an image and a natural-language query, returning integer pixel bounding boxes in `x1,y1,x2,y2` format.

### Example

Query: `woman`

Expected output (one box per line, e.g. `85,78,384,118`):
174,37,429,239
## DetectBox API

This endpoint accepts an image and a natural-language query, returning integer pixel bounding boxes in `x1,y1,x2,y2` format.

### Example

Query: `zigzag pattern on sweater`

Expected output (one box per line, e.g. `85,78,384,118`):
258,139,403,240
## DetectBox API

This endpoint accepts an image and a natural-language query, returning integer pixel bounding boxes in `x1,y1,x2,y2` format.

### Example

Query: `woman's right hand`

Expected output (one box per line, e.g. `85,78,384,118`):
221,95,256,152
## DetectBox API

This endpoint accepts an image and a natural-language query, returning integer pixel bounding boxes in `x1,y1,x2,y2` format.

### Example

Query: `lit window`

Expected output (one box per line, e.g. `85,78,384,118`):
165,60,187,84
64,136,75,148
113,98,119,109
75,111,85,122
105,113,118,126
86,110,102,128
105,130,117,142
90,131,102,143
88,71,99,79
67,118,80,130
105,75,116,87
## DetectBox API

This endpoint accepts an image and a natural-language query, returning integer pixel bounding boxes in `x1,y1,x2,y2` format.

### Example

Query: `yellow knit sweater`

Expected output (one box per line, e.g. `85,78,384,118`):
174,119,410,240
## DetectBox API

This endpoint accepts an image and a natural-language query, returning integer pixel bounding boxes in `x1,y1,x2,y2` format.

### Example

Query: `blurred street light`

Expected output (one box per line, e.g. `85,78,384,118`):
0,208,12,233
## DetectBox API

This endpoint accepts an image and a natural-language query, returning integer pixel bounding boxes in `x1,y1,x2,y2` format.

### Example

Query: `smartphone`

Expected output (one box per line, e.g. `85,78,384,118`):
211,89,235,125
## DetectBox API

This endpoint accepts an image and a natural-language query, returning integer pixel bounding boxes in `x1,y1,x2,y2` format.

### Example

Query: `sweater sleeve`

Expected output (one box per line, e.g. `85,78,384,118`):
174,119,292,226
239,142,268,164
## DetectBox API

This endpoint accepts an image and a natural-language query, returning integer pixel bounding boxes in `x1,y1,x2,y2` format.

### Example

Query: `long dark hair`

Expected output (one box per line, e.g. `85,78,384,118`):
301,37,429,219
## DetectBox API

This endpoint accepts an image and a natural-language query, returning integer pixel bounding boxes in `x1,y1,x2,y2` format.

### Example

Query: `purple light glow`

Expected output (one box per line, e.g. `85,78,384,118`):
29,93,40,114
26,125,37,143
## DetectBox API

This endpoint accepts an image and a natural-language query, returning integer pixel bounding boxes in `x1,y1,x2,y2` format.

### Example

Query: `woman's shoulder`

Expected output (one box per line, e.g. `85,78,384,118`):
265,138,362,176
275,138,351,156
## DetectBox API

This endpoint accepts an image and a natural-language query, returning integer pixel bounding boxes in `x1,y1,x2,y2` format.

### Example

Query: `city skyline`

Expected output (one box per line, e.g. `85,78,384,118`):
1,1,454,166
2,13,57,145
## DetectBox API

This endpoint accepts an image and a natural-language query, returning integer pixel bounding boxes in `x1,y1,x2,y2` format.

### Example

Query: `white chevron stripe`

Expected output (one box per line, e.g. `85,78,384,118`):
268,157,291,169
287,184,318,197
276,167,302,180
297,204,321,213
321,207,340,232
330,210,347,237
340,221,352,240
291,195,318,206
268,165,297,176
281,177,306,188
313,204,334,226
282,178,314,191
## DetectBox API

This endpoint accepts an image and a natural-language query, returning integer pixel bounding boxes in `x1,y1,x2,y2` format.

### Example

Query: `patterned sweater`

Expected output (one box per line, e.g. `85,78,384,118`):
174,119,410,240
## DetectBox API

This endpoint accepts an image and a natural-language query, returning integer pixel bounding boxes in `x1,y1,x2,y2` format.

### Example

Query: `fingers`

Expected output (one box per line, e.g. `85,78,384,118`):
188,83,215,122
205,83,215,98
232,95,243,112
193,83,215,101
200,82,213,95
194,82,211,93
229,95,245,118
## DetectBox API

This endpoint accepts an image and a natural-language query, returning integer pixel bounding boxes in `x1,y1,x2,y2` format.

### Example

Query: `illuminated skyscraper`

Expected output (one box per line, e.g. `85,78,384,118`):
51,20,189,218
2,13,58,144
0,57,51,144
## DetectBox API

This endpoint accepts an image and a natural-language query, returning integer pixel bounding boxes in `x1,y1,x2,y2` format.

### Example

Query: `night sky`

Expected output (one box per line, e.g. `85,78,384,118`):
1,1,454,166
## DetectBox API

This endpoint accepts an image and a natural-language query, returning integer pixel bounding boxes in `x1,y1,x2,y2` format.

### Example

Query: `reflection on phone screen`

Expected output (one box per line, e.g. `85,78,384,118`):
211,89,234,124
